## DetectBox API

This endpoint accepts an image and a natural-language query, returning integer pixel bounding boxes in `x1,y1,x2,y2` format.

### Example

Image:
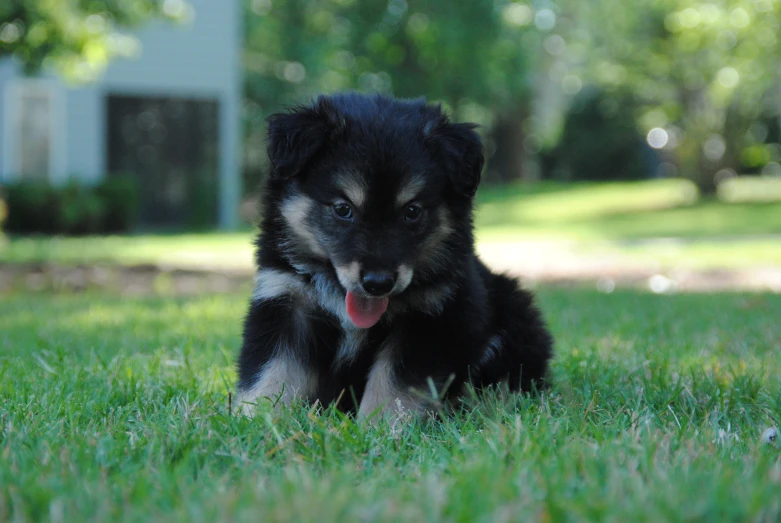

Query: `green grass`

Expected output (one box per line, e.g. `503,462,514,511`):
1,179,780,271
474,178,781,241
0,232,255,269
2,288,780,521
589,237,781,270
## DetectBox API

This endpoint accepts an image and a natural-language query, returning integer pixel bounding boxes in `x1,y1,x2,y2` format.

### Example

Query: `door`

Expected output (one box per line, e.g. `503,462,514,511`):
106,94,220,229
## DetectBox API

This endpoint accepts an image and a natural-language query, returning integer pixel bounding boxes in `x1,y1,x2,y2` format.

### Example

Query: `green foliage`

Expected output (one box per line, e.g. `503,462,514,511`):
186,168,219,231
2,179,781,268
0,0,190,81
562,0,781,189
58,180,109,234
6,0,781,188
242,0,545,180
1,289,779,520
95,175,140,233
242,0,781,186
2,180,57,233
545,89,655,181
243,0,540,111
3,175,139,235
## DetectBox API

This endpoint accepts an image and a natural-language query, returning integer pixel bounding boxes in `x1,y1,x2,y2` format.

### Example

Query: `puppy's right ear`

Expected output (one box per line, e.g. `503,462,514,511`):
266,97,341,179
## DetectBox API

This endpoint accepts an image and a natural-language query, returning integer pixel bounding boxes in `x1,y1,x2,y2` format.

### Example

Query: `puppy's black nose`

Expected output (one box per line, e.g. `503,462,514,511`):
361,271,396,296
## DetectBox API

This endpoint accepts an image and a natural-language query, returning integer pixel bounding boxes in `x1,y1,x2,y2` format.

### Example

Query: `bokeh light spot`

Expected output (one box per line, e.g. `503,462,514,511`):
703,135,726,161
535,9,556,31
282,62,306,83
163,0,186,19
251,0,272,16
503,4,533,27
562,75,582,94
647,128,669,149
0,22,22,43
717,67,740,88
544,35,565,56
679,8,700,28
729,7,750,28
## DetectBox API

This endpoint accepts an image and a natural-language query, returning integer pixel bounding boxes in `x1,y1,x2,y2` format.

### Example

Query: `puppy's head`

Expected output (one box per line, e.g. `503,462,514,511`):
266,93,483,328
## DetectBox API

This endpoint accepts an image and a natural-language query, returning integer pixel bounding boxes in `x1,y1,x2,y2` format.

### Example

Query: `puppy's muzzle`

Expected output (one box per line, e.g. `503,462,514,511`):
361,270,396,297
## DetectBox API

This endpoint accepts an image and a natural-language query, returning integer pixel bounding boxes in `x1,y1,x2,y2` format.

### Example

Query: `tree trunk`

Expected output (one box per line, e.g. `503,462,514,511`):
695,153,720,196
486,110,531,183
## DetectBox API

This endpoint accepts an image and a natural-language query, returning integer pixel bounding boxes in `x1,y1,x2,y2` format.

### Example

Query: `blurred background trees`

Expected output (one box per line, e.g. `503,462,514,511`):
3,0,781,199
243,0,781,195
0,0,191,82
243,0,546,185
565,0,781,193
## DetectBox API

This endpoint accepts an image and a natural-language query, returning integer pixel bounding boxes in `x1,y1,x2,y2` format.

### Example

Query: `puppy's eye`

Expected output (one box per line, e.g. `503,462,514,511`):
333,202,353,220
403,204,423,222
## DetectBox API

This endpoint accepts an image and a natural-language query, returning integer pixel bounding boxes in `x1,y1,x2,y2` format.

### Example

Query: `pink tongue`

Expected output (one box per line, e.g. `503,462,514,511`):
345,291,389,329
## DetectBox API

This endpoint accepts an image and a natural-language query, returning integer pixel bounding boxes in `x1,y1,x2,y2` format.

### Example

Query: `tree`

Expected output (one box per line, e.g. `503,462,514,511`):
562,0,781,192
0,0,190,82
243,0,546,182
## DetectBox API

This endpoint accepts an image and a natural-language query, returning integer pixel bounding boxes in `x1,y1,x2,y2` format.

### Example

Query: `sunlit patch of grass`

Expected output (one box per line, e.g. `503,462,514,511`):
578,200,781,239
476,178,699,227
589,237,781,270
1,289,780,520
0,232,255,268
476,179,781,242
719,175,781,203
1,179,780,273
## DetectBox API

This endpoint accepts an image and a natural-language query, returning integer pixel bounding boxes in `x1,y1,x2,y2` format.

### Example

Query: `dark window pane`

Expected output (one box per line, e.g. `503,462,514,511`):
106,95,220,229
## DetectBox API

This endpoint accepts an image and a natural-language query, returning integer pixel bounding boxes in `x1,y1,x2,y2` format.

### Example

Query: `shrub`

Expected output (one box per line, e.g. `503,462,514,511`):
1,175,139,235
186,168,218,230
57,180,108,234
544,88,659,182
95,175,139,233
3,181,58,234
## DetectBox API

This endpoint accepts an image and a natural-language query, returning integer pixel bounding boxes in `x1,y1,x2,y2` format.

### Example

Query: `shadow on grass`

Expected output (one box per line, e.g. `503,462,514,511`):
2,288,779,383
0,293,244,361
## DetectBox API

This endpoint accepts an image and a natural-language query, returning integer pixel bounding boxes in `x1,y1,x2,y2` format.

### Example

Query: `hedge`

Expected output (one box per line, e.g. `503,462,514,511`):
1,175,139,235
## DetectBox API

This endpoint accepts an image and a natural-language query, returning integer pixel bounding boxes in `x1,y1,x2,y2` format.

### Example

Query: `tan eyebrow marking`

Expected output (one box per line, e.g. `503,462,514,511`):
396,176,426,207
335,172,367,208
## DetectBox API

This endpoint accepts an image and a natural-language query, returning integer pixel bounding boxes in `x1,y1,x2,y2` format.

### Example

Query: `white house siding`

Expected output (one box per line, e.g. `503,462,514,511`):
64,86,102,185
0,0,242,229
0,60,13,179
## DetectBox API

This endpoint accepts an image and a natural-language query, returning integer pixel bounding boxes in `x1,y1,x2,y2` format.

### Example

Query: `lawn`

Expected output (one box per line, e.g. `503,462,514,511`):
2,288,780,521
0,232,256,270
475,178,781,241
2,178,780,272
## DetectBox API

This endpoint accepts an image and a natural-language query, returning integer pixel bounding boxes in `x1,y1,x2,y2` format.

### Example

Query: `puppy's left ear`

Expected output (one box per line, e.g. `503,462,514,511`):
266,97,343,180
428,122,485,198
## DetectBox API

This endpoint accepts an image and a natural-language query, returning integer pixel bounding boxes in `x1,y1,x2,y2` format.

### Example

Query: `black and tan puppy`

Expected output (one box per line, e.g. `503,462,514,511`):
236,92,553,418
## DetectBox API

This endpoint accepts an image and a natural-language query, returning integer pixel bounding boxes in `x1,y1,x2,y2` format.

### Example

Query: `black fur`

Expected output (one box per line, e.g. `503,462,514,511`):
237,92,553,415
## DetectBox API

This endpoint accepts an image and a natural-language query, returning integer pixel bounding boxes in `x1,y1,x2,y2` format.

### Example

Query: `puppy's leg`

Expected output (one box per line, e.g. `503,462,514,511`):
482,275,553,392
237,348,317,415
358,348,421,421
359,321,477,423
236,292,317,415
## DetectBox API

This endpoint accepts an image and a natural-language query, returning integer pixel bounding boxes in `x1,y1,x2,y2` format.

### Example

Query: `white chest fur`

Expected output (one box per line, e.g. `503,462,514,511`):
334,327,368,368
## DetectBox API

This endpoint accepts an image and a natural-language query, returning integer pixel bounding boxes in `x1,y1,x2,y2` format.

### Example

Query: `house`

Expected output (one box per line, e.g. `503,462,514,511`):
0,0,242,229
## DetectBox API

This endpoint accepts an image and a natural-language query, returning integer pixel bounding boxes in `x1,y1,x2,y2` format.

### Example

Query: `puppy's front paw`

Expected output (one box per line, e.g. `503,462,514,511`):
360,394,421,425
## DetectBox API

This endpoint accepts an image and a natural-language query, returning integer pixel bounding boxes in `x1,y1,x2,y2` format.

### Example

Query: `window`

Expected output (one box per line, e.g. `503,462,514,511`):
9,82,55,181
106,95,220,228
